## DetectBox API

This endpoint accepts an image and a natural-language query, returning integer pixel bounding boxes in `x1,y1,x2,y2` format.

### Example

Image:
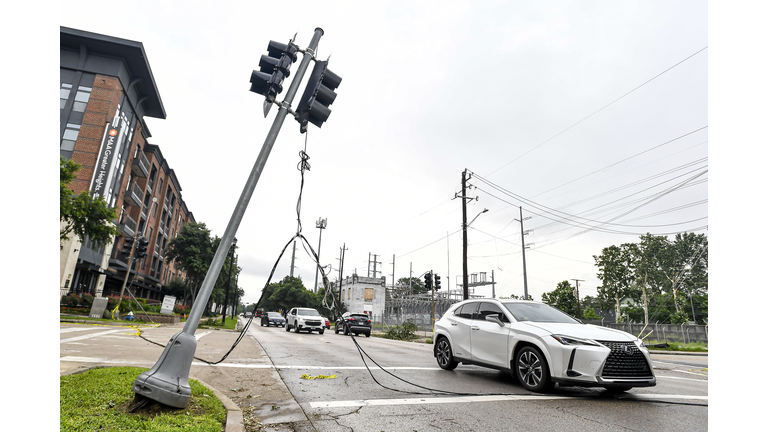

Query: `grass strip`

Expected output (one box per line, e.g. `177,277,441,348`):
61,366,227,431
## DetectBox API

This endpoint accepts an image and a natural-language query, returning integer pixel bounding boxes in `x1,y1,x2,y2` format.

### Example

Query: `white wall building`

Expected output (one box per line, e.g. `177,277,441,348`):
339,274,386,317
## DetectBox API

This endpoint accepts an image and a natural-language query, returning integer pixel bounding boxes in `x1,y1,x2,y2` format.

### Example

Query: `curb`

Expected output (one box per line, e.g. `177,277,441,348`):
193,377,244,432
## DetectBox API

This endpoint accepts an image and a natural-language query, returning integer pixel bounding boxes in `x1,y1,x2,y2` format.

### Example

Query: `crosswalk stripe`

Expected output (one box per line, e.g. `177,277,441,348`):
60,329,123,344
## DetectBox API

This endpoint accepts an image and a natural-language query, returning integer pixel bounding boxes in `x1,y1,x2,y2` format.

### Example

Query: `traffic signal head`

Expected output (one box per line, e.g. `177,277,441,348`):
249,39,299,103
296,60,342,133
434,274,442,290
424,272,433,290
121,237,134,255
136,238,149,259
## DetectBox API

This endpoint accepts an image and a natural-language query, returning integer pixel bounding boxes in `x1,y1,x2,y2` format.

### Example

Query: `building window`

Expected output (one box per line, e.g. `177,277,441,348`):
72,86,92,112
60,83,72,110
60,123,80,158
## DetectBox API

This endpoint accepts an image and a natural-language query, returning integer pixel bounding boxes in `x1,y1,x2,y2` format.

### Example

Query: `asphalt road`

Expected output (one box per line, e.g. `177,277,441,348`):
59,319,708,431
252,322,708,432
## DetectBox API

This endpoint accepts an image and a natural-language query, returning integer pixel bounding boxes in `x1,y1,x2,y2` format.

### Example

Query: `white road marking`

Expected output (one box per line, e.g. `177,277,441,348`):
195,331,212,340
60,327,98,333
615,393,708,401
310,393,707,409
60,329,124,344
672,369,708,377
656,375,707,382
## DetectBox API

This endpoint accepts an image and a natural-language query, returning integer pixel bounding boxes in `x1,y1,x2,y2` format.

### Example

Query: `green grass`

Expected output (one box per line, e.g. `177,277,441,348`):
199,316,238,330
60,367,227,431
646,341,708,352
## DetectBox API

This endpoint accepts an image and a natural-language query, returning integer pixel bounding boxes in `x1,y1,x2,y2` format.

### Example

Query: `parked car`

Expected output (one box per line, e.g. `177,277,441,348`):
261,311,286,327
322,317,331,329
335,312,371,337
433,298,656,393
285,307,325,334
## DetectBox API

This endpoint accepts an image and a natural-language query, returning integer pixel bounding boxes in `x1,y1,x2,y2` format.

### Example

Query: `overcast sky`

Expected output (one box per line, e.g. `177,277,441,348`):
58,1,718,305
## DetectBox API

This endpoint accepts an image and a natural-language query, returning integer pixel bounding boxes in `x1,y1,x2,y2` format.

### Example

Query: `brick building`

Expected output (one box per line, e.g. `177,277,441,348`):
60,26,194,303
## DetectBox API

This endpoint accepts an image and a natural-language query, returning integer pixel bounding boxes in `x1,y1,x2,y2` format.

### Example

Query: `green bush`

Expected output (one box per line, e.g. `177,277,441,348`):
383,319,418,341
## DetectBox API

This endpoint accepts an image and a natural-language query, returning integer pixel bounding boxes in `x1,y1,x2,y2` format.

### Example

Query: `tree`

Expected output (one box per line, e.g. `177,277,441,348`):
164,222,215,305
397,277,426,295
60,157,120,248
594,244,637,322
259,276,317,315
541,281,578,317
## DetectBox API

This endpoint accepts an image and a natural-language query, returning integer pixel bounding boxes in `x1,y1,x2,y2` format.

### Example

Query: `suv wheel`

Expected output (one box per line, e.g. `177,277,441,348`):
319,329,324,335
334,325,339,334
365,332,370,337
435,337,458,371
515,346,554,393
294,325,300,333
285,324,290,332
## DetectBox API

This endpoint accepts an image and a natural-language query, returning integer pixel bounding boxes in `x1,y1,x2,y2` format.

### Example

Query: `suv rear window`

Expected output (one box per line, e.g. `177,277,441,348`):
298,308,320,316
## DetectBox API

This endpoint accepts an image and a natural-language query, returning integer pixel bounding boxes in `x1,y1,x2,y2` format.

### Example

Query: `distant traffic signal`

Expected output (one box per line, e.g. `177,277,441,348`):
136,238,149,259
296,60,341,133
249,39,299,114
424,272,433,290
434,274,442,290
121,237,134,255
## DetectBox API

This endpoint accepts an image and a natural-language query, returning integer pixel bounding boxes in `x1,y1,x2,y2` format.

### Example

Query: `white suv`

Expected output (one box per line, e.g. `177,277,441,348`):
286,307,325,334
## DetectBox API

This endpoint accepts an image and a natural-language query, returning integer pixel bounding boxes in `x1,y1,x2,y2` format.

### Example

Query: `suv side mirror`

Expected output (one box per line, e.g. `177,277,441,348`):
486,314,504,327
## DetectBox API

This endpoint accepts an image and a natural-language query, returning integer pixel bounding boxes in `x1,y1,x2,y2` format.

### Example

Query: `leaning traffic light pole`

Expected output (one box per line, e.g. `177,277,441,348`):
132,28,330,409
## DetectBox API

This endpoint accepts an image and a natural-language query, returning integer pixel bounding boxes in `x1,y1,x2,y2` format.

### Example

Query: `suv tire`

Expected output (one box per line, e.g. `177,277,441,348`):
435,337,459,371
515,345,554,393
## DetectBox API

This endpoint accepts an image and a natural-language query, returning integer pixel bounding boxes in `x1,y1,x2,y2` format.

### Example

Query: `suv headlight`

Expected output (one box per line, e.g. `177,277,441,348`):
551,335,600,346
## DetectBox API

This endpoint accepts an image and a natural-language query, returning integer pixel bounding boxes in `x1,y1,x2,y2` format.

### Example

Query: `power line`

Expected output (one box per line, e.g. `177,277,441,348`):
486,46,708,176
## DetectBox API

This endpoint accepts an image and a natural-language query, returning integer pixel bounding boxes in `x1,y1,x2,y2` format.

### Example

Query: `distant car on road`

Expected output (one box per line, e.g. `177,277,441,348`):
335,312,371,337
286,307,325,334
261,312,286,327
322,317,331,329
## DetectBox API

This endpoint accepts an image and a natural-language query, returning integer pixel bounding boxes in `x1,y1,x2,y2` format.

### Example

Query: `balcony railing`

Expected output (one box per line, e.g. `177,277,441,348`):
120,213,137,238
124,182,143,207
131,151,150,178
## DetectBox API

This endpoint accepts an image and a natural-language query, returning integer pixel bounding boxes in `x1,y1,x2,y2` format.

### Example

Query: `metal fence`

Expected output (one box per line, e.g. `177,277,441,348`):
373,310,708,344
598,321,708,344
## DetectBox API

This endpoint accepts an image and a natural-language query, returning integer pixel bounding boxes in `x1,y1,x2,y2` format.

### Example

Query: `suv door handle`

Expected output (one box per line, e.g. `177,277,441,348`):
471,326,479,330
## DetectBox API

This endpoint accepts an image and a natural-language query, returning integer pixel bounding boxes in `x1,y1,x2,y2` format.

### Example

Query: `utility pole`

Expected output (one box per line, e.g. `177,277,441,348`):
132,28,328,409
312,217,327,293
461,170,469,300
369,253,381,278
516,206,532,300
571,279,584,319
290,240,296,277
221,238,237,325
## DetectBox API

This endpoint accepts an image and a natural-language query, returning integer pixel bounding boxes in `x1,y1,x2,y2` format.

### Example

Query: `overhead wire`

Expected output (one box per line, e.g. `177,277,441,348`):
486,46,708,177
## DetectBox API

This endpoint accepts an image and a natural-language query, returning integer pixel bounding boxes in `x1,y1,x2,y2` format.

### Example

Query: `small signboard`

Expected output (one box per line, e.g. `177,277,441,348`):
89,297,109,319
160,295,176,315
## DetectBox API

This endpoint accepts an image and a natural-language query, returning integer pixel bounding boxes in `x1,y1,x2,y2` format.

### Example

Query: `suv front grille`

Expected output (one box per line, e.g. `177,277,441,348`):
305,320,321,326
596,341,653,378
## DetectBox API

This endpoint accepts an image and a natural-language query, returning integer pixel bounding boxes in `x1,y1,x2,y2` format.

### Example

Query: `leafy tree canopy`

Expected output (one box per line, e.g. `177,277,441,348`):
541,280,578,317
60,157,120,248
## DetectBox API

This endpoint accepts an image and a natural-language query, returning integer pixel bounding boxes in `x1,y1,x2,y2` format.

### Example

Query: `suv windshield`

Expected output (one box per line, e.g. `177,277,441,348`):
298,308,320,316
502,302,579,324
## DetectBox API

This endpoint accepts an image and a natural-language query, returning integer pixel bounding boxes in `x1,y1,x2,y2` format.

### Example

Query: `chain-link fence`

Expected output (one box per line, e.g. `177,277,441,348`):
596,321,708,344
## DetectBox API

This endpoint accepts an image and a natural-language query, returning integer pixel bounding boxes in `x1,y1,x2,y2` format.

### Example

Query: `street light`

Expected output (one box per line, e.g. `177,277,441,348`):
313,217,327,293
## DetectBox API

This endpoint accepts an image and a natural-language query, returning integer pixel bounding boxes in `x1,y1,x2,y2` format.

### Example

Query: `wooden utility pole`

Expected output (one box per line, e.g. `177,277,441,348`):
461,170,469,300
571,279,584,319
